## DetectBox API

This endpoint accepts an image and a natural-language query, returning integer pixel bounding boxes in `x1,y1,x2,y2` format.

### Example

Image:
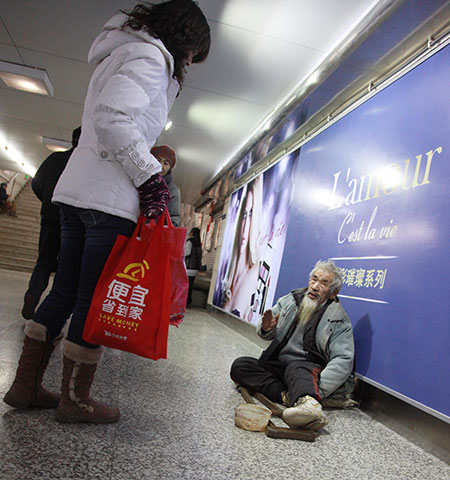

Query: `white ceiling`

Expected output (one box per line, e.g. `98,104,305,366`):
0,0,380,204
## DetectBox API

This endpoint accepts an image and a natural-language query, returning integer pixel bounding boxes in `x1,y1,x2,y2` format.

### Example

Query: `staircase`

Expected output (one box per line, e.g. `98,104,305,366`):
0,182,40,273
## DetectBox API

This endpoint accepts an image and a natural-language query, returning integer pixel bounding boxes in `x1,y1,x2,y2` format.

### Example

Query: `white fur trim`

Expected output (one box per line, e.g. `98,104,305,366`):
63,340,103,364
24,320,47,342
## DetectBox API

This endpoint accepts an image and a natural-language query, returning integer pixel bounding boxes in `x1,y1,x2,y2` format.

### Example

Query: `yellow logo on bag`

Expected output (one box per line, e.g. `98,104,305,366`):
117,260,149,282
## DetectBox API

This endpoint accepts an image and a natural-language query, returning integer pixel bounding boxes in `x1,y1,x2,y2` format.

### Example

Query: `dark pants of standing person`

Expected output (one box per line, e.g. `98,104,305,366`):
33,204,135,348
230,356,323,406
22,222,61,318
187,274,196,306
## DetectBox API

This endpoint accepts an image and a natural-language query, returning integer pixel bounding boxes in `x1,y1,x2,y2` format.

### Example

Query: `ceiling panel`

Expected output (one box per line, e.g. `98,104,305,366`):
0,0,407,204
0,116,60,145
212,0,379,49
169,86,269,142
0,88,54,126
42,98,84,132
184,22,321,108
0,44,23,64
0,0,137,62
19,50,94,104
0,21,13,45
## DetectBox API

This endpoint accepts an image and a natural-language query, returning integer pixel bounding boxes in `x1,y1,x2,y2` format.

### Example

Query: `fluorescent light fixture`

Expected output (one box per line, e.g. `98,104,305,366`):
42,136,71,152
0,142,36,176
0,60,54,96
164,120,173,131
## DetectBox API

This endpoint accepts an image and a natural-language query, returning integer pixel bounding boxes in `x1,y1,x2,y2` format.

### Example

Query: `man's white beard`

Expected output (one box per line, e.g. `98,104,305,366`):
298,295,319,327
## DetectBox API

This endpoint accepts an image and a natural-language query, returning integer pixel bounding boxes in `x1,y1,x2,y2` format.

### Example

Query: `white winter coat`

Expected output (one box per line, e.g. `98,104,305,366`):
53,13,180,222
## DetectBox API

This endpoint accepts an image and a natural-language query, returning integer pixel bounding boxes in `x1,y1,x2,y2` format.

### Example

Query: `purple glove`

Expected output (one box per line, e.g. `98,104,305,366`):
137,174,171,219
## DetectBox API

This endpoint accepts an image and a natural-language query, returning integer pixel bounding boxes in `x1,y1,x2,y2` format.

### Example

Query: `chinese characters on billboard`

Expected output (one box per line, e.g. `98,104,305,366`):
275,46,450,418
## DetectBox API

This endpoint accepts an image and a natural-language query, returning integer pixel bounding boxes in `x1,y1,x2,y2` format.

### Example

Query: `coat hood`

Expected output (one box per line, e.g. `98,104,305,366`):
88,12,174,74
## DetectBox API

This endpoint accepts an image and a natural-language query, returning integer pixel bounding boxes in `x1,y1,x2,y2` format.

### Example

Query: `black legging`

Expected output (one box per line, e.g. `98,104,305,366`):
187,275,196,306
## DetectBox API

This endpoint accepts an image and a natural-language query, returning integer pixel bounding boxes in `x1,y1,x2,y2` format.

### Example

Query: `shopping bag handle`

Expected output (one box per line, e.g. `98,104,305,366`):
162,206,173,228
154,207,173,231
138,207,173,240
135,215,147,240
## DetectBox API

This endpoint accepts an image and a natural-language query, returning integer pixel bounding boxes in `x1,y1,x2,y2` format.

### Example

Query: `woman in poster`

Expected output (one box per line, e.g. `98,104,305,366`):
221,176,263,321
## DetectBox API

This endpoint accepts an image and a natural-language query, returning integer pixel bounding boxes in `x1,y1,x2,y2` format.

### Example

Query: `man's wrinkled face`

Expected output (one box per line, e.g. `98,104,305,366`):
307,268,337,306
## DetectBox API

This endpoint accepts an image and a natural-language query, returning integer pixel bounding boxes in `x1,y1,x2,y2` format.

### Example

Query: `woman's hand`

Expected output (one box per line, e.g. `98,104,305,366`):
261,309,279,332
137,173,171,219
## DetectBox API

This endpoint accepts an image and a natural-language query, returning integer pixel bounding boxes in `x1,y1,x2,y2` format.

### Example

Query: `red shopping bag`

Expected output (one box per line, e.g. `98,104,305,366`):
155,213,188,327
83,211,174,360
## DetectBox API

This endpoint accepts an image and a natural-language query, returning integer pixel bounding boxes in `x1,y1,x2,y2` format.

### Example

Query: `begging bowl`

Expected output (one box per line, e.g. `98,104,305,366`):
234,403,272,432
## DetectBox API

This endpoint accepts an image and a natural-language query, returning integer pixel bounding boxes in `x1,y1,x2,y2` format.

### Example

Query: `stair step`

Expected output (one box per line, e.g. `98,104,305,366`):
1,244,38,258
0,238,40,249
1,210,40,220
0,228,39,238
17,203,41,213
0,181,42,272
0,254,36,269
0,236,39,247
0,217,40,227
0,260,33,273
3,212,41,222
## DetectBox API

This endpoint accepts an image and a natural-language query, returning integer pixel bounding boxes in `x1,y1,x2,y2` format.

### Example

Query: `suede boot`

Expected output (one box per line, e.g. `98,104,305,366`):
3,320,60,409
55,341,120,424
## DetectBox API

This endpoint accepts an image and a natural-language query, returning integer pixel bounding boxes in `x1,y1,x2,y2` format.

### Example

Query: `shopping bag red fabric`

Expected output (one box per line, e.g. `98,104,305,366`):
157,214,188,327
83,211,174,360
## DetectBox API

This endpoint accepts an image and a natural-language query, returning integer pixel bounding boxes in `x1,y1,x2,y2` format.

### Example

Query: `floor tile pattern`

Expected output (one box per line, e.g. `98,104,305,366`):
1,269,449,479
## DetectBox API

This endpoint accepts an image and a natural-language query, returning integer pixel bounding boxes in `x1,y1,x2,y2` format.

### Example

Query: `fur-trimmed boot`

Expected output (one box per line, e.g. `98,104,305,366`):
55,341,120,424
3,320,60,409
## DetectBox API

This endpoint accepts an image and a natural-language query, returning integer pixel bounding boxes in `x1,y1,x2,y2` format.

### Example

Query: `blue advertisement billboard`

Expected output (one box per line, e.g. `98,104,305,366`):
275,45,450,419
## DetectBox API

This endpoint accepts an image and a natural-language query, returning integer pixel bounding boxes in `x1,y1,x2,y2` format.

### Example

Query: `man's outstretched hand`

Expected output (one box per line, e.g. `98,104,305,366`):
261,309,279,332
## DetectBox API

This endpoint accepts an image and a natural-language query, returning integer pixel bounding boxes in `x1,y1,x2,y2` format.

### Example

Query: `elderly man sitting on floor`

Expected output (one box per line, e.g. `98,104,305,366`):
230,259,356,430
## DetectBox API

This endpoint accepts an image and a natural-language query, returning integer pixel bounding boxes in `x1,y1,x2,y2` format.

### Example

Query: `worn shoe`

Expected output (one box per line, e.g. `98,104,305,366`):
282,395,328,430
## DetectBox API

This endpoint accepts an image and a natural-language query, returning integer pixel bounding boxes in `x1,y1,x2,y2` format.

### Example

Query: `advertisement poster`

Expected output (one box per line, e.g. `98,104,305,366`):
213,153,299,324
275,46,450,419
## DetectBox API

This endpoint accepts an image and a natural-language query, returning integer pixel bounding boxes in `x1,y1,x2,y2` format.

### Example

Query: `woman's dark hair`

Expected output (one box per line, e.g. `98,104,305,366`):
122,1,211,85
190,227,201,247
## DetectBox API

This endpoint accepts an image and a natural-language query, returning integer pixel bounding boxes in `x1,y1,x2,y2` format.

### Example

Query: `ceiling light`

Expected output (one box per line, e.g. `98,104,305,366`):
0,140,37,177
42,136,71,152
0,60,54,96
164,120,173,131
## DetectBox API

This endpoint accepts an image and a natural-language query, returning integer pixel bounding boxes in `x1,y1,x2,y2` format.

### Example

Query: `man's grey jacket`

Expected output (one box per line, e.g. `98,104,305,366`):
257,288,355,399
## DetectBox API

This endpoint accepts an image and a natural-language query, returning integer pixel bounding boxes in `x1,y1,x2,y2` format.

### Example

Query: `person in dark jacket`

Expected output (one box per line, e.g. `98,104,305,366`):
21,126,81,319
150,145,181,226
0,182,17,216
185,227,202,306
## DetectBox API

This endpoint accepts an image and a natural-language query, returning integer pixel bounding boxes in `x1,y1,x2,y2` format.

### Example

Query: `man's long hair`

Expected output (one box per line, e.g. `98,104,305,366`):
122,1,211,85
309,259,343,296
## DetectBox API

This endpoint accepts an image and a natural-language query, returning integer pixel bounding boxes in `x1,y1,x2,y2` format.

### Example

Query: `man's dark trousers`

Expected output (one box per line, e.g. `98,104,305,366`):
230,356,323,406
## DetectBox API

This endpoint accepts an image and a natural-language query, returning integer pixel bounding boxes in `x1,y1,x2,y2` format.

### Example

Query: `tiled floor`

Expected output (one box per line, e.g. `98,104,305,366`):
0,268,449,480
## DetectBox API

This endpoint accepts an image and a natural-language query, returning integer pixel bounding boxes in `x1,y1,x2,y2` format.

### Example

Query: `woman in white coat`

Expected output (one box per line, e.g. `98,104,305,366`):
4,0,210,424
